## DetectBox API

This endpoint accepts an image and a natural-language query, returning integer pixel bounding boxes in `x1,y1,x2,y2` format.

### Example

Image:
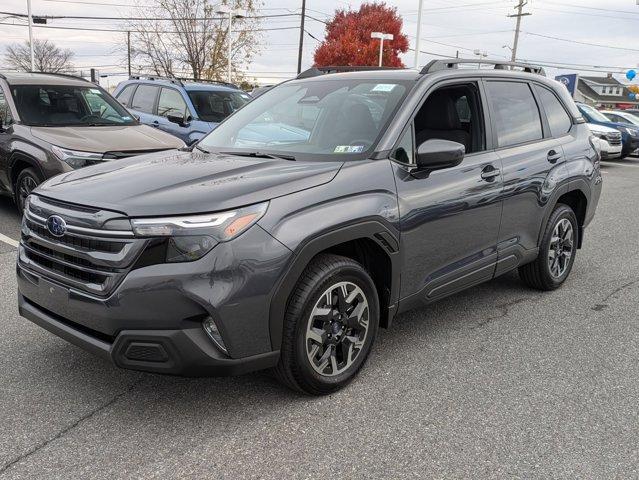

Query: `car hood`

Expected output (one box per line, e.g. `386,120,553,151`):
587,123,620,134
30,124,185,152
36,150,343,217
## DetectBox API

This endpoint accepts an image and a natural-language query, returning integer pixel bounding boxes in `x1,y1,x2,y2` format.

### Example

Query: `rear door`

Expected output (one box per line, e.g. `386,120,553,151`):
128,84,160,127
485,80,570,274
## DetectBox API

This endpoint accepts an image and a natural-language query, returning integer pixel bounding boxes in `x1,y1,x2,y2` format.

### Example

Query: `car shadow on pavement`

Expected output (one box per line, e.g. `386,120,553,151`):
20,270,536,407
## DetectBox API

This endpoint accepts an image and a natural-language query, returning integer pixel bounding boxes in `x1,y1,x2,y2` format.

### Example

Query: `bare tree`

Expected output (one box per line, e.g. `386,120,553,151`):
128,0,263,81
5,39,75,73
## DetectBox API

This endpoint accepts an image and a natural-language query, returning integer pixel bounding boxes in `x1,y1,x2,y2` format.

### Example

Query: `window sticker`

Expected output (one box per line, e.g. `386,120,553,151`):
371,84,396,93
90,88,102,94
334,145,365,153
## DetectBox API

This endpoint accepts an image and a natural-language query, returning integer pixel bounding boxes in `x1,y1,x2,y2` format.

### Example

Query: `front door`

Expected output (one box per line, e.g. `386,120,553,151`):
393,81,503,308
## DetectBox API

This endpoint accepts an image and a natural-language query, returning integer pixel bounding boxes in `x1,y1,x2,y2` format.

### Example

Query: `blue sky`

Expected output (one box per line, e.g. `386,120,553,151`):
1,0,638,86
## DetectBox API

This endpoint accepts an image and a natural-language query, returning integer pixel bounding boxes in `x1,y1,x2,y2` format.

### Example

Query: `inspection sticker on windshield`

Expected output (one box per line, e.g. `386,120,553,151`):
334,145,365,153
371,83,396,92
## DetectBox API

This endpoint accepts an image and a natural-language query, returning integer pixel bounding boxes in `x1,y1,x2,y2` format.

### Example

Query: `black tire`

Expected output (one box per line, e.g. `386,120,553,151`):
274,254,379,395
14,167,41,215
519,203,578,291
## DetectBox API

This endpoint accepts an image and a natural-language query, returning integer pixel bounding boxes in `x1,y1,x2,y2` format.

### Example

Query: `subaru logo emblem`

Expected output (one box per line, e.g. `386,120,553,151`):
46,215,67,237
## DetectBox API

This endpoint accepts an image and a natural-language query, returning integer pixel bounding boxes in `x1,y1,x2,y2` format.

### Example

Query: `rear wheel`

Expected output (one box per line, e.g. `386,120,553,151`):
14,168,41,215
275,254,379,395
519,203,578,291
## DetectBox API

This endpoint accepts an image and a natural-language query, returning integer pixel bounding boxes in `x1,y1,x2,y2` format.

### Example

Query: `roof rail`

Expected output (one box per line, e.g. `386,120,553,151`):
420,59,545,76
129,75,241,90
129,75,184,87
297,65,404,79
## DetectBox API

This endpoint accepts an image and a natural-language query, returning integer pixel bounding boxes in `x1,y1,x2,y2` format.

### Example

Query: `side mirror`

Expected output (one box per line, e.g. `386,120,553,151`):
415,139,465,174
167,113,188,127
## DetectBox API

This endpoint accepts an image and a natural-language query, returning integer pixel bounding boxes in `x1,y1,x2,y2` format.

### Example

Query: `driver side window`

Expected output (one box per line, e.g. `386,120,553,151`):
413,82,486,154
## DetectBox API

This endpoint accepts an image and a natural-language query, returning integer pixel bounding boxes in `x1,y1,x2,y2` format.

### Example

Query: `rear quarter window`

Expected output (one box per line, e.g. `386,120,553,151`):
116,84,136,107
535,85,572,137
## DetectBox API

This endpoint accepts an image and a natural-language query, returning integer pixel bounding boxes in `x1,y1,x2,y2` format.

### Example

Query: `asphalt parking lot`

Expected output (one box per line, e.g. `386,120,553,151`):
0,159,638,479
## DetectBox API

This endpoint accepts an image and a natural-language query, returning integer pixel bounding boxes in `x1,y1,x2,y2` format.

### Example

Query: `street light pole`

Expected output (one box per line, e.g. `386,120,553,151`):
371,32,394,67
226,10,232,82
26,0,34,71
216,6,244,83
414,0,424,68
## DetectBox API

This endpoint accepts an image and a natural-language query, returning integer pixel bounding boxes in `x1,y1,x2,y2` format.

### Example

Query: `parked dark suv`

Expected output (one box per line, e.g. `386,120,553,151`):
17,61,602,395
0,72,184,213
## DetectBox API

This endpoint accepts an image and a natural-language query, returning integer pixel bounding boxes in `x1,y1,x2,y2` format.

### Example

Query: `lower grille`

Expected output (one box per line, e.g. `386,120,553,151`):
20,196,148,296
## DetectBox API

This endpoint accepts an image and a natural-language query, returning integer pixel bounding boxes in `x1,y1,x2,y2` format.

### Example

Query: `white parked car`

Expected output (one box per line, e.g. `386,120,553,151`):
587,123,622,160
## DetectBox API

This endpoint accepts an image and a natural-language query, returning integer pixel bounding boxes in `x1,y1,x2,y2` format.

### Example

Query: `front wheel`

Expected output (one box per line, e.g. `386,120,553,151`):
275,254,379,395
14,168,41,215
519,203,578,291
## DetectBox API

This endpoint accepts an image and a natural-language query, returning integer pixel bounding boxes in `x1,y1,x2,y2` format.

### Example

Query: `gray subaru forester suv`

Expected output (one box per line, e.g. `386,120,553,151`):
17,61,602,395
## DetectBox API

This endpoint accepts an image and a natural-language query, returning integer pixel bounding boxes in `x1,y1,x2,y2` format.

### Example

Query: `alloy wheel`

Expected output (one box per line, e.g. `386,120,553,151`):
305,281,369,377
548,218,574,278
18,175,38,211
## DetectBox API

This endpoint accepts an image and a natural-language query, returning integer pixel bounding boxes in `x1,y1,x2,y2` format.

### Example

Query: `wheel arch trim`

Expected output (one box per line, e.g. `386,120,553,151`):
268,219,401,352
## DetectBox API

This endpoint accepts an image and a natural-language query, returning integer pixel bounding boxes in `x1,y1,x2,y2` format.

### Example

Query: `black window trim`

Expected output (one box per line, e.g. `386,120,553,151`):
482,78,548,151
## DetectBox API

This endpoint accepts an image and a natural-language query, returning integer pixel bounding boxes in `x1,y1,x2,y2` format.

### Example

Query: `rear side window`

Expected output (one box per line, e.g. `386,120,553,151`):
116,84,136,107
536,86,572,137
130,84,158,113
486,81,542,148
157,88,188,119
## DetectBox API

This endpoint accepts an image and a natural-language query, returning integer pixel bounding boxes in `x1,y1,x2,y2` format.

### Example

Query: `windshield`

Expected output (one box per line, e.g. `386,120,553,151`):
197,79,412,161
11,84,137,127
620,113,639,126
580,104,610,123
188,90,251,123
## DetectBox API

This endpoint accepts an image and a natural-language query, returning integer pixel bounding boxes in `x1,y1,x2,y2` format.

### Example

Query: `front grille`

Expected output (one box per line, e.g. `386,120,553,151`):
20,196,148,297
605,132,622,146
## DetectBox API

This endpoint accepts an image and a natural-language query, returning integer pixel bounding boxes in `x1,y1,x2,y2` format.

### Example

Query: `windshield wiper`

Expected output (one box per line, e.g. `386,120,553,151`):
195,145,210,154
220,151,296,161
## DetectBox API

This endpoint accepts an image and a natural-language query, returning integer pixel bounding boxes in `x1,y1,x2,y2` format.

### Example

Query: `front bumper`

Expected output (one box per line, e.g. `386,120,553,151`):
18,293,279,375
597,139,622,159
17,224,292,376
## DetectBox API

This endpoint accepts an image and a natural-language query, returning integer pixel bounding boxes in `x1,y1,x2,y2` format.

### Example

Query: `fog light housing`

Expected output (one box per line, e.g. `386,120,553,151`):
202,316,228,354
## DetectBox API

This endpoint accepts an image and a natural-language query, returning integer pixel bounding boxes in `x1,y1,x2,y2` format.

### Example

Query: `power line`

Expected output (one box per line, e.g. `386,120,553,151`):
524,32,639,53
0,10,299,21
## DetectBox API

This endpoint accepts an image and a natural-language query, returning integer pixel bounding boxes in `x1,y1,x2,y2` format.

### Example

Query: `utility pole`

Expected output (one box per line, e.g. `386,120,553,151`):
127,31,131,76
413,0,424,68
297,0,306,75
26,0,34,71
508,0,531,62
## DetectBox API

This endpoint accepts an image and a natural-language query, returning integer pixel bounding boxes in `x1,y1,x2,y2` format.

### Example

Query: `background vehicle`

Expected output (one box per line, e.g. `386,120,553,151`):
587,123,622,159
114,76,252,145
17,60,601,395
250,85,275,99
601,109,639,128
576,103,639,157
0,72,184,213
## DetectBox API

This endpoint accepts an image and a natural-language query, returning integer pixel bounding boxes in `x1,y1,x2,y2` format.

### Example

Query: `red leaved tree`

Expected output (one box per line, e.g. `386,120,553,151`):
313,2,409,68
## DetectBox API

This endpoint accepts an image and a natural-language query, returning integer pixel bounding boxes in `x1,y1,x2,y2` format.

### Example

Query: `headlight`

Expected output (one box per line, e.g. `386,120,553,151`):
131,202,268,262
51,145,103,169
621,126,639,137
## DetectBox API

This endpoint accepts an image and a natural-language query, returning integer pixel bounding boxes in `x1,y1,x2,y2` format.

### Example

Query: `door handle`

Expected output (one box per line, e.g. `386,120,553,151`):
547,149,562,163
480,165,501,181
